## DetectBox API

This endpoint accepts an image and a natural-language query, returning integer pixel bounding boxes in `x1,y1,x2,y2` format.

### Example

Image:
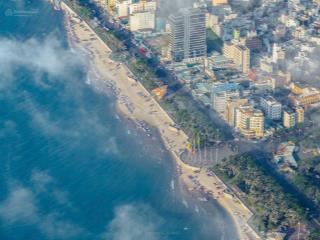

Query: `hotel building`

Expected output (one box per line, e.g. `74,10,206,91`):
169,7,207,61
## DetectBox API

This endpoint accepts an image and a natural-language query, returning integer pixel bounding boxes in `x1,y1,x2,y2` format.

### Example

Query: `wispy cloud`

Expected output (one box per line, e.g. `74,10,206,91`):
103,204,163,240
30,169,53,192
101,136,120,156
0,172,86,239
0,36,82,87
0,33,123,155
24,98,82,138
0,185,38,224
287,47,320,87
39,213,84,239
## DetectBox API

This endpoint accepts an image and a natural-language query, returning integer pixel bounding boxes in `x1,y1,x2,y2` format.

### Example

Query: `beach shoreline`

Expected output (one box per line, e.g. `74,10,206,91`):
59,2,260,239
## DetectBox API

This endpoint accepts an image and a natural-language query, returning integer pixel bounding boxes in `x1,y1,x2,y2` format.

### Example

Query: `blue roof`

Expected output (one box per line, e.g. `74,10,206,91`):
212,82,239,93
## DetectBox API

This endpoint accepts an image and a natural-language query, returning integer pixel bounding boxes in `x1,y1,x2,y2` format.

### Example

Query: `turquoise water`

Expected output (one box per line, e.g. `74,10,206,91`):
0,1,238,239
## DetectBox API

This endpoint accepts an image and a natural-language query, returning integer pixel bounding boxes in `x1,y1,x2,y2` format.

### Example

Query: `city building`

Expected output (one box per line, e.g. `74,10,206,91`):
206,13,219,29
244,36,262,51
233,28,240,40
290,82,304,95
96,0,117,9
129,11,156,32
211,82,240,116
250,77,275,94
169,7,207,61
226,97,248,126
212,0,228,6
206,52,234,70
295,106,304,124
212,90,240,116
223,41,250,73
260,56,274,73
128,0,157,32
106,0,117,9
290,87,320,107
235,105,265,139
260,96,282,120
129,0,156,14
283,108,296,128
272,43,285,63
116,0,129,18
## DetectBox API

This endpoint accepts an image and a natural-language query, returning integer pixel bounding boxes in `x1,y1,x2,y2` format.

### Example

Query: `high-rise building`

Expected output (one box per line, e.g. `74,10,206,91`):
223,41,250,73
260,96,282,120
235,105,264,139
169,7,207,61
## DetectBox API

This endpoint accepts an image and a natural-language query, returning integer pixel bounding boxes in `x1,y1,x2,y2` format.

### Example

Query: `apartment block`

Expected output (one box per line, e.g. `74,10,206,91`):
212,90,240,116
226,97,248,127
129,11,155,31
223,41,250,73
260,96,282,120
235,105,265,139
128,0,157,32
283,108,296,128
295,106,304,124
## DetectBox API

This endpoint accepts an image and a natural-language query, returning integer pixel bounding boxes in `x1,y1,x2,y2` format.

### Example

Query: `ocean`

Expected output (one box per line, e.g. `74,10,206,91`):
0,1,238,239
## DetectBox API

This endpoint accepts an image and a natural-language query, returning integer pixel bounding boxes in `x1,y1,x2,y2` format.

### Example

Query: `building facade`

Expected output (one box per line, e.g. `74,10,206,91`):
129,11,155,31
260,96,282,120
226,97,248,126
223,41,250,73
235,105,265,139
169,7,207,61
283,108,296,128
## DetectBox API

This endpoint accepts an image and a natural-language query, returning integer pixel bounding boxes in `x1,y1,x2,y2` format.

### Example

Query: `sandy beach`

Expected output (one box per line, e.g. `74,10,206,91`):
60,2,260,239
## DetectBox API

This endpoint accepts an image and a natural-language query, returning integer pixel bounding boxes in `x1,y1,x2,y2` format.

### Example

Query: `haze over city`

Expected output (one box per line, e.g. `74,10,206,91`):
0,0,319,239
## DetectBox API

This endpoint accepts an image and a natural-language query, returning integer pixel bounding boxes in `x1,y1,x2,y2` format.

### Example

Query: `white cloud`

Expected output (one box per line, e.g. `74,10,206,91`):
0,186,38,224
30,170,73,208
30,169,53,192
103,204,162,240
287,47,320,87
0,36,82,87
0,35,115,146
39,213,85,239
52,189,73,208
101,137,120,156
0,177,85,239
0,120,18,139
25,99,81,138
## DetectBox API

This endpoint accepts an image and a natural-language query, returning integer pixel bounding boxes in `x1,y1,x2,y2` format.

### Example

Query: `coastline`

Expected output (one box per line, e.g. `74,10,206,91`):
60,2,260,239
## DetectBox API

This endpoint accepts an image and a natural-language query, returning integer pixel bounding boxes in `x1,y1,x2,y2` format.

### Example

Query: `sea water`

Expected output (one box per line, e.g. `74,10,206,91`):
0,1,238,239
